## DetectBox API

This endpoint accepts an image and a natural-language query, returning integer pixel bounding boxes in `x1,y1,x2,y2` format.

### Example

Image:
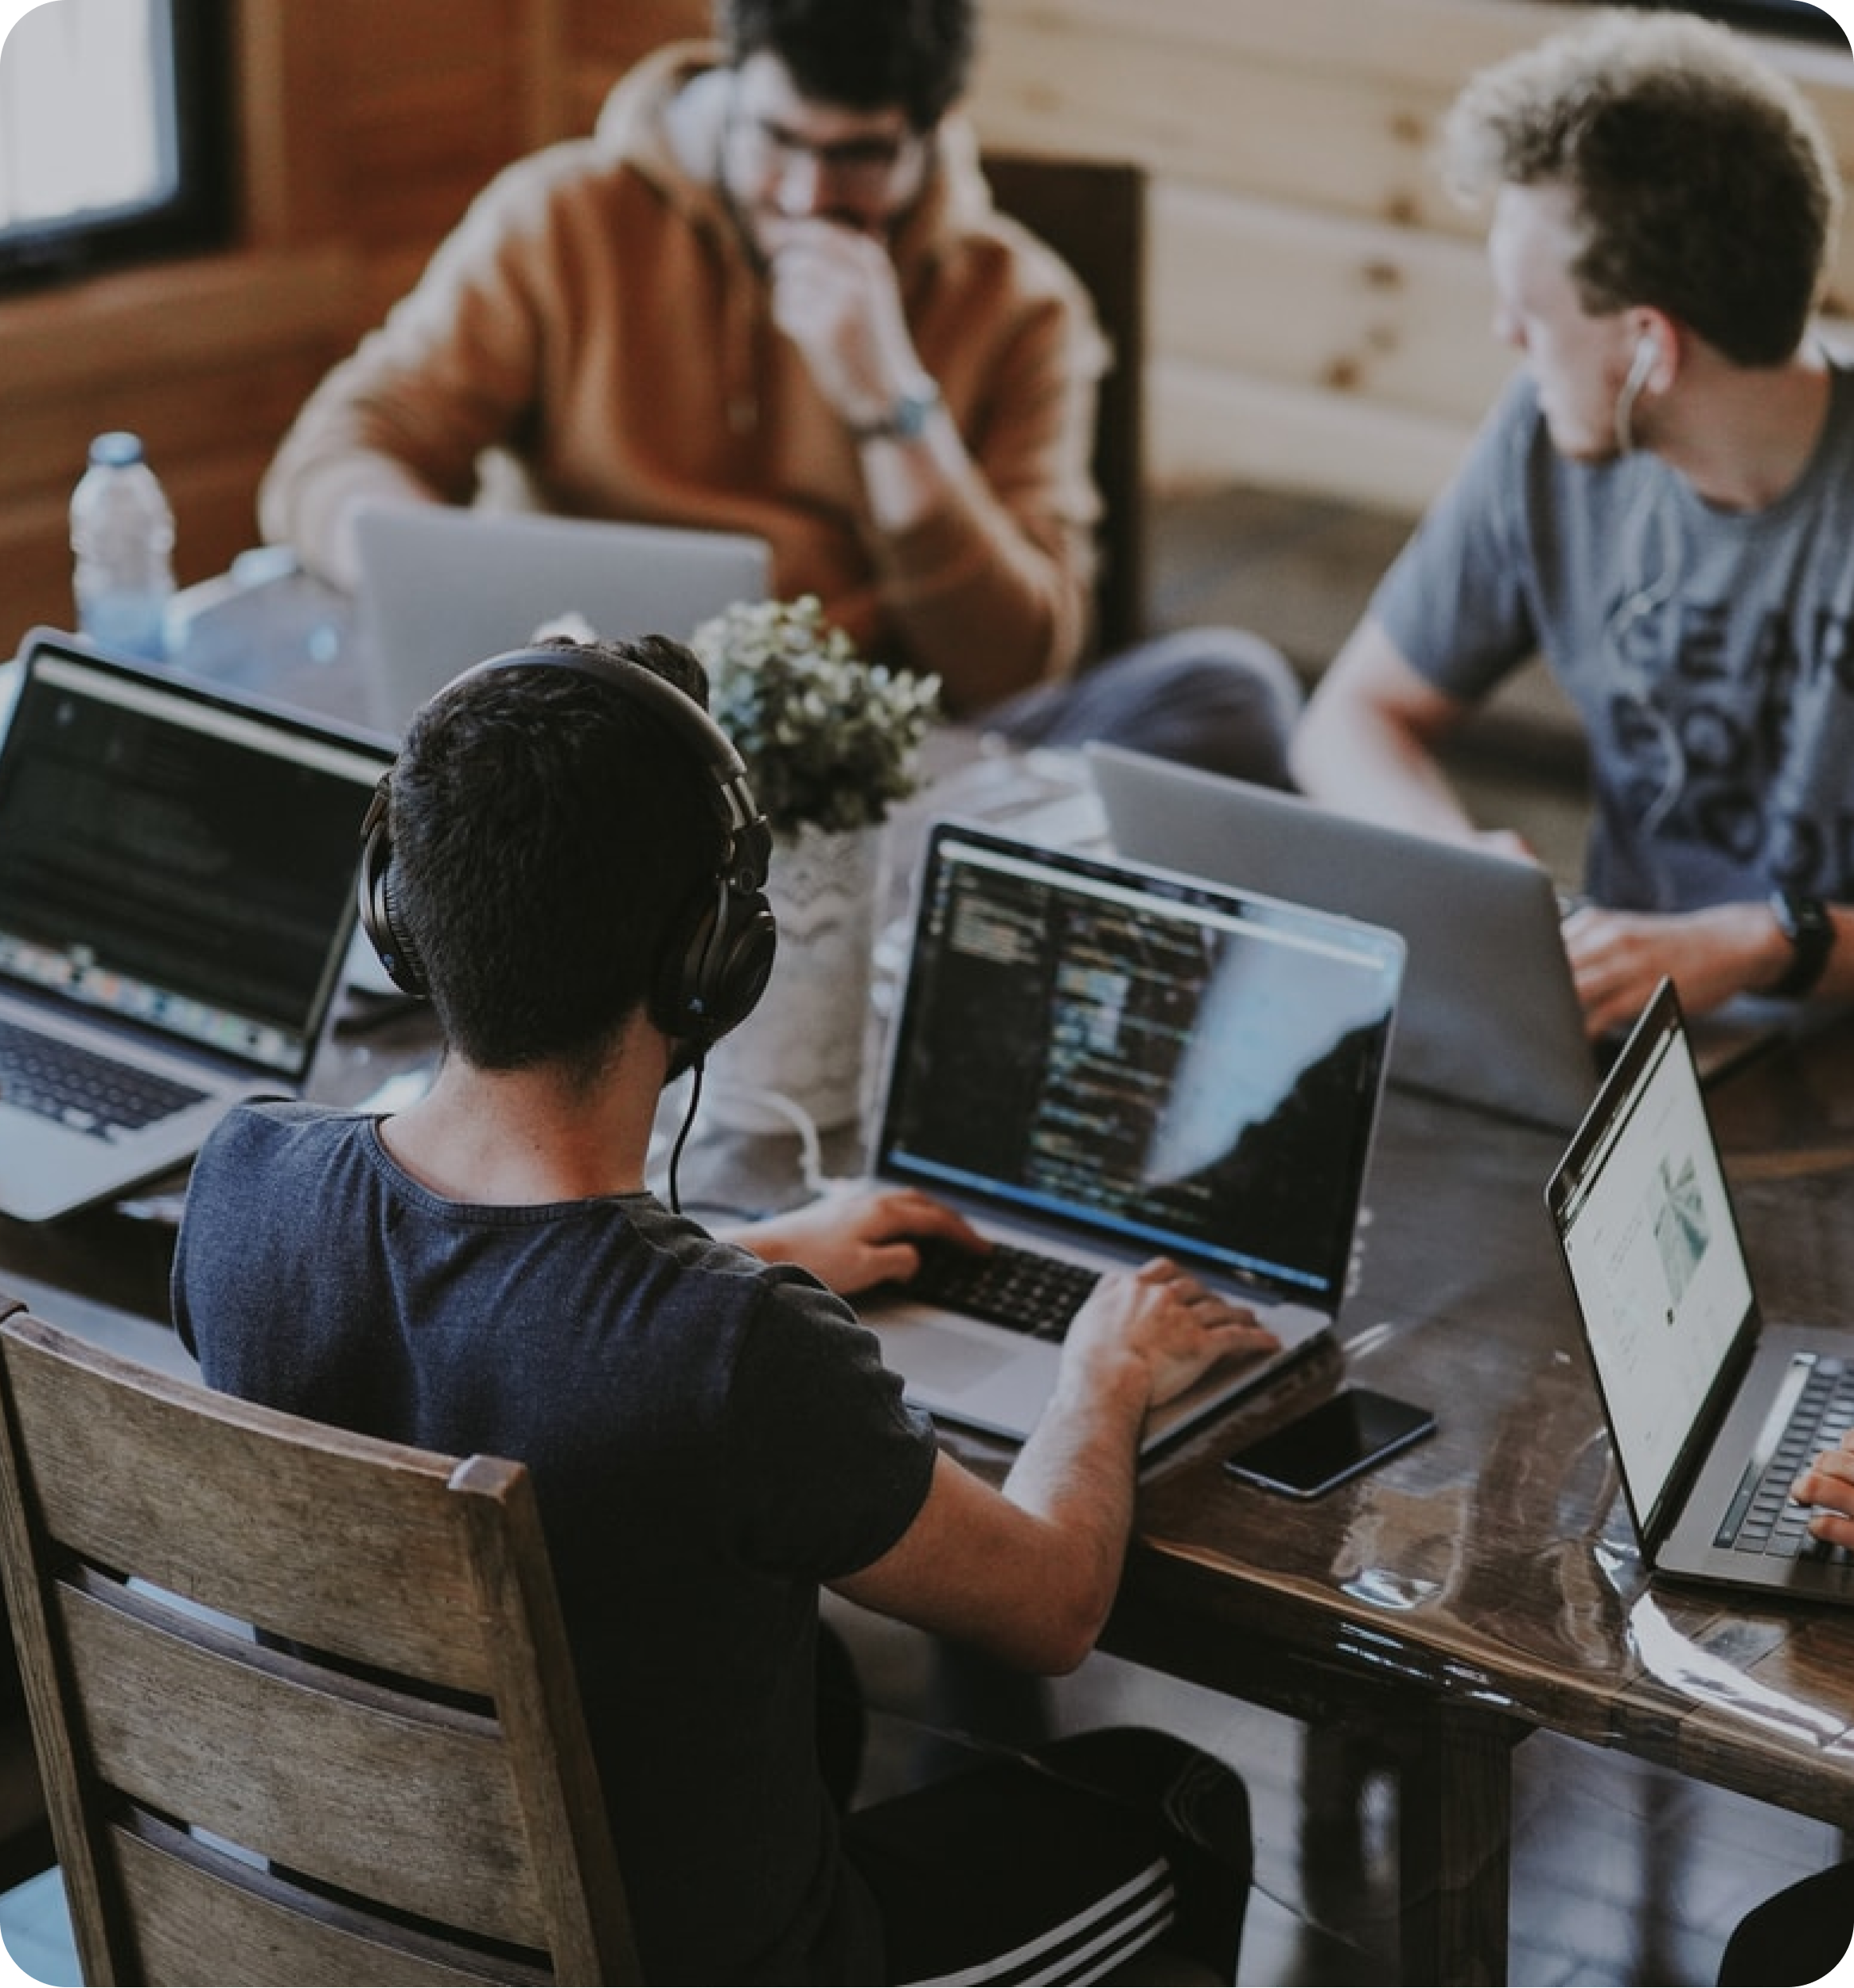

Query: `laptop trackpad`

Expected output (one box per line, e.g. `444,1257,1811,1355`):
880,1316,1023,1397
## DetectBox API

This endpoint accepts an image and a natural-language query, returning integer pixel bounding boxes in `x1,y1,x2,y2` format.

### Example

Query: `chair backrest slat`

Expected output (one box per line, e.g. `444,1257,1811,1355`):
111,1815,554,1987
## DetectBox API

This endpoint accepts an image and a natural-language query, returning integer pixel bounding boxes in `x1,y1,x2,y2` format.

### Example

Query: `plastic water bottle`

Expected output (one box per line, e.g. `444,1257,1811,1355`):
69,431,176,661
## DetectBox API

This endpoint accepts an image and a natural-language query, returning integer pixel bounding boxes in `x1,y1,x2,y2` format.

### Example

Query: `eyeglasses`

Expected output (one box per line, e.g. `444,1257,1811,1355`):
726,103,924,201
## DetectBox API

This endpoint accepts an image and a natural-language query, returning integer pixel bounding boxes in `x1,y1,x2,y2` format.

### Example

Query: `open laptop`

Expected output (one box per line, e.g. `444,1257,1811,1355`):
353,505,771,735
0,629,392,1223
1546,977,1854,1603
855,821,1405,1454
1088,741,1595,1129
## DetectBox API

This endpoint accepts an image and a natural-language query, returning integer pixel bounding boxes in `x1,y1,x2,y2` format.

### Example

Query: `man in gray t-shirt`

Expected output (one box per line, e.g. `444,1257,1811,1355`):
1292,9,1854,1040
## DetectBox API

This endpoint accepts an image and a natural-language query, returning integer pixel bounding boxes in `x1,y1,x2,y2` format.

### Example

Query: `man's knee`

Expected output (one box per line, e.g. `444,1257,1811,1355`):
985,625,1303,788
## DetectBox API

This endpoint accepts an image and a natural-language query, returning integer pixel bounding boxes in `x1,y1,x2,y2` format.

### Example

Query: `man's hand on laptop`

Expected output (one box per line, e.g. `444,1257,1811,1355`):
1063,1259,1280,1413
725,1185,988,1297
1794,1440,1854,1547
1563,900,1796,1039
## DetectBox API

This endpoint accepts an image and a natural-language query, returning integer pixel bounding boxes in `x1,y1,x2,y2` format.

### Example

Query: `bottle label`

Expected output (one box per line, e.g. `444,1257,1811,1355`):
78,588,170,662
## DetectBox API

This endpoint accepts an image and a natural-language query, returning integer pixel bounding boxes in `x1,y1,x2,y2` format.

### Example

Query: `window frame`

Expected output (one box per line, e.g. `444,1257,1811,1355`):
0,0,233,294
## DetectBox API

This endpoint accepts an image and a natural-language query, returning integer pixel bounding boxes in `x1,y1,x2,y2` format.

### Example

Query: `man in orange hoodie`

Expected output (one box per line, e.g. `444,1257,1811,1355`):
259,0,1299,777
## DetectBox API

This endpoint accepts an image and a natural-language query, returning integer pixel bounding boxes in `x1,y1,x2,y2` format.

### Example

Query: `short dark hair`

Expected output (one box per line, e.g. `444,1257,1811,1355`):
388,636,727,1079
715,0,976,130
1441,7,1841,366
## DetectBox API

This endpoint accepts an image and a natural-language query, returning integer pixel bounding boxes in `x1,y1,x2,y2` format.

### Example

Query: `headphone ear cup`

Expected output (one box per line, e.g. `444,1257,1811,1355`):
357,793,430,998
652,879,778,1055
376,864,431,998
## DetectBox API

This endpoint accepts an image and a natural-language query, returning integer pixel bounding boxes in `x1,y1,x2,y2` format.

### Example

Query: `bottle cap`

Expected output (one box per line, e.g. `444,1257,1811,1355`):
88,431,146,468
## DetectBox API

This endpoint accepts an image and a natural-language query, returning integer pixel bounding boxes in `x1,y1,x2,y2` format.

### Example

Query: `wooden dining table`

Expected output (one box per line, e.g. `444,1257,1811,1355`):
7,582,1854,1983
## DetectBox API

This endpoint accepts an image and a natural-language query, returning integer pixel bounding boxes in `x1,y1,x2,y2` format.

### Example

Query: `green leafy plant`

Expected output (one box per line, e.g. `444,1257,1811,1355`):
689,595,941,837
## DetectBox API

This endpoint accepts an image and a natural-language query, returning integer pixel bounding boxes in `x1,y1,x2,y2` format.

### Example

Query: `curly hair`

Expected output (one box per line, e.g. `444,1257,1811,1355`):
1439,7,1841,365
715,0,976,130
388,637,728,1080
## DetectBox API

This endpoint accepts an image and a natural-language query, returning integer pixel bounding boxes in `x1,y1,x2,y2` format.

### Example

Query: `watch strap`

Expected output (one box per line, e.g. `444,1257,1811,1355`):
1769,890,1834,998
850,376,941,442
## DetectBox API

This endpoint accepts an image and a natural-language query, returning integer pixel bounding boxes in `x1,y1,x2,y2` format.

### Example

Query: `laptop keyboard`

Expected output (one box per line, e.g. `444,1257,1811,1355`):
0,1016,206,1141
909,1239,1100,1340
1717,1355,1854,1561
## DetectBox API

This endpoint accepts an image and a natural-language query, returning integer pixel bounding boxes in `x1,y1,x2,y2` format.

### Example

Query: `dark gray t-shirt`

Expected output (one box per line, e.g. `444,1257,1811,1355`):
1371,364,1854,910
172,1101,938,1986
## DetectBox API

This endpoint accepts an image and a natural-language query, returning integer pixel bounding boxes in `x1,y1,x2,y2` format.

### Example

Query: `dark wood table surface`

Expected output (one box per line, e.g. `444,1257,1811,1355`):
7,594,1854,1983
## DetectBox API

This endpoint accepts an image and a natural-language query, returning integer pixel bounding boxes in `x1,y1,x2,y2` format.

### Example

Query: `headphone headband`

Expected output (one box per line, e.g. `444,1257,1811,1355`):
356,641,777,1061
455,645,772,887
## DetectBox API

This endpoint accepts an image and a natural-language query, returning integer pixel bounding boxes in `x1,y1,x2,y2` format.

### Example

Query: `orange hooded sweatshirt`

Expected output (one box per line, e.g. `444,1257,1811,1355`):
258,42,1108,711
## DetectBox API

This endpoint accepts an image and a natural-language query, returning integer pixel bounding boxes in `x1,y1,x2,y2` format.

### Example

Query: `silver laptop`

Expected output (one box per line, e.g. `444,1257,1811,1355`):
1547,978,1854,1603
857,822,1405,1454
0,629,391,1223
353,505,771,735
1088,742,1596,1129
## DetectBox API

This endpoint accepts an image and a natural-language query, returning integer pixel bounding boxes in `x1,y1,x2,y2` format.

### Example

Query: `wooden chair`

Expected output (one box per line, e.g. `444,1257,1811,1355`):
0,1298,640,1986
983,151,1150,662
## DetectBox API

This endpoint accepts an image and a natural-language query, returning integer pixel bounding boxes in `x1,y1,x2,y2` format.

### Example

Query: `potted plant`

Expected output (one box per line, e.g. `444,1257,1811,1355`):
687,595,940,1129
691,594,940,837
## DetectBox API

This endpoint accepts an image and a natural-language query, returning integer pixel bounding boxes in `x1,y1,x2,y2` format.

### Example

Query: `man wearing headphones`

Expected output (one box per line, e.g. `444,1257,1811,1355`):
170,636,1272,1984
1289,9,1854,1040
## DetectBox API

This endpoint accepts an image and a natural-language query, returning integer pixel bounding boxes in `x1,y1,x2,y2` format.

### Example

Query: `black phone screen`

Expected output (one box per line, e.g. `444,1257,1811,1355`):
1221,1386,1435,1499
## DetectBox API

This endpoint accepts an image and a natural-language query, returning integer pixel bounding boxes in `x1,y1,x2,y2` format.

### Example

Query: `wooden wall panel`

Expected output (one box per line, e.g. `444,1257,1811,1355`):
0,244,358,639
1151,182,1517,419
303,0,540,251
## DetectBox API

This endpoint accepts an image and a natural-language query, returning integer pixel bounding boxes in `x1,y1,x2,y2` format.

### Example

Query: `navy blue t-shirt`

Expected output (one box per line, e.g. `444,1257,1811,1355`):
172,1101,938,1984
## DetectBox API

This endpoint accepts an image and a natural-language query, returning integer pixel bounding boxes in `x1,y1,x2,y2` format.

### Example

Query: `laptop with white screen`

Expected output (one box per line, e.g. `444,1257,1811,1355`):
1088,741,1596,1129
0,629,391,1223
1546,977,1854,1602
354,505,771,736
855,822,1405,1454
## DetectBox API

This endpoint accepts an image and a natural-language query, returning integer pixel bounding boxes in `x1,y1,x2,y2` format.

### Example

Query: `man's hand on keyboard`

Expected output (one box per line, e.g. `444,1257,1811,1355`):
724,1185,989,1297
1064,1257,1280,1412
1794,1439,1854,1548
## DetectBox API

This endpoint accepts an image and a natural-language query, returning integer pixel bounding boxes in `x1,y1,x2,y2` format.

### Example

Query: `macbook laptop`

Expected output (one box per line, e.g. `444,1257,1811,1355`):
0,629,391,1223
353,505,772,735
856,821,1406,1454
1088,741,1595,1129
1546,977,1854,1603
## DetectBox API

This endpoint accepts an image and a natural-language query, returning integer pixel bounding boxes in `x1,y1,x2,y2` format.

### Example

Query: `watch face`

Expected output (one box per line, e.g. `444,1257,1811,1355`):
894,392,933,437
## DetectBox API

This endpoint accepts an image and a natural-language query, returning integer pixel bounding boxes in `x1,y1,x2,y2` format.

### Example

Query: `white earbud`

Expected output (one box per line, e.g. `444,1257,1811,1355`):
1613,334,1658,455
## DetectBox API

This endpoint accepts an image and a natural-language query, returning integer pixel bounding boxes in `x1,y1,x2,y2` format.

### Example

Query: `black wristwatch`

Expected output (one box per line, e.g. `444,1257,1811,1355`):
1768,890,1835,999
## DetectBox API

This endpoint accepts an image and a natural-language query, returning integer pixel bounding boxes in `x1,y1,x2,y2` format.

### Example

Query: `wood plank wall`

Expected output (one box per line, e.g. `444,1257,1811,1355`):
1,0,1849,650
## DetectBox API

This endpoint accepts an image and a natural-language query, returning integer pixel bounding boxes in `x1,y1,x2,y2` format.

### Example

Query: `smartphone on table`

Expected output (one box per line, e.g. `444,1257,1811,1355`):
1222,1386,1435,1499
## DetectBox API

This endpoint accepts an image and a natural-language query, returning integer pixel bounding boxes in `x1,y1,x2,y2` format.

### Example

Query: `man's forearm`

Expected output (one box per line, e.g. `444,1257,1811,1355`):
1291,692,1480,841
995,1358,1150,1669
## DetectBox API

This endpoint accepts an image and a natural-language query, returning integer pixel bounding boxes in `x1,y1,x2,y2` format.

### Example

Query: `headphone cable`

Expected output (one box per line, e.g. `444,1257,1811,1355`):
660,1068,835,1214
665,1057,706,1215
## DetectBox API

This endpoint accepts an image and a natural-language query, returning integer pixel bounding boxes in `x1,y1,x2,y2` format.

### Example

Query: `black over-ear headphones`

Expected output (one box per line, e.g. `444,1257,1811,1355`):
356,644,778,1061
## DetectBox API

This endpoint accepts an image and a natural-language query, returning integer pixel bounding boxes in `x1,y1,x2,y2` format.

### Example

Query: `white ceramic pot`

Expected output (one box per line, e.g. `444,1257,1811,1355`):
703,821,880,1134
